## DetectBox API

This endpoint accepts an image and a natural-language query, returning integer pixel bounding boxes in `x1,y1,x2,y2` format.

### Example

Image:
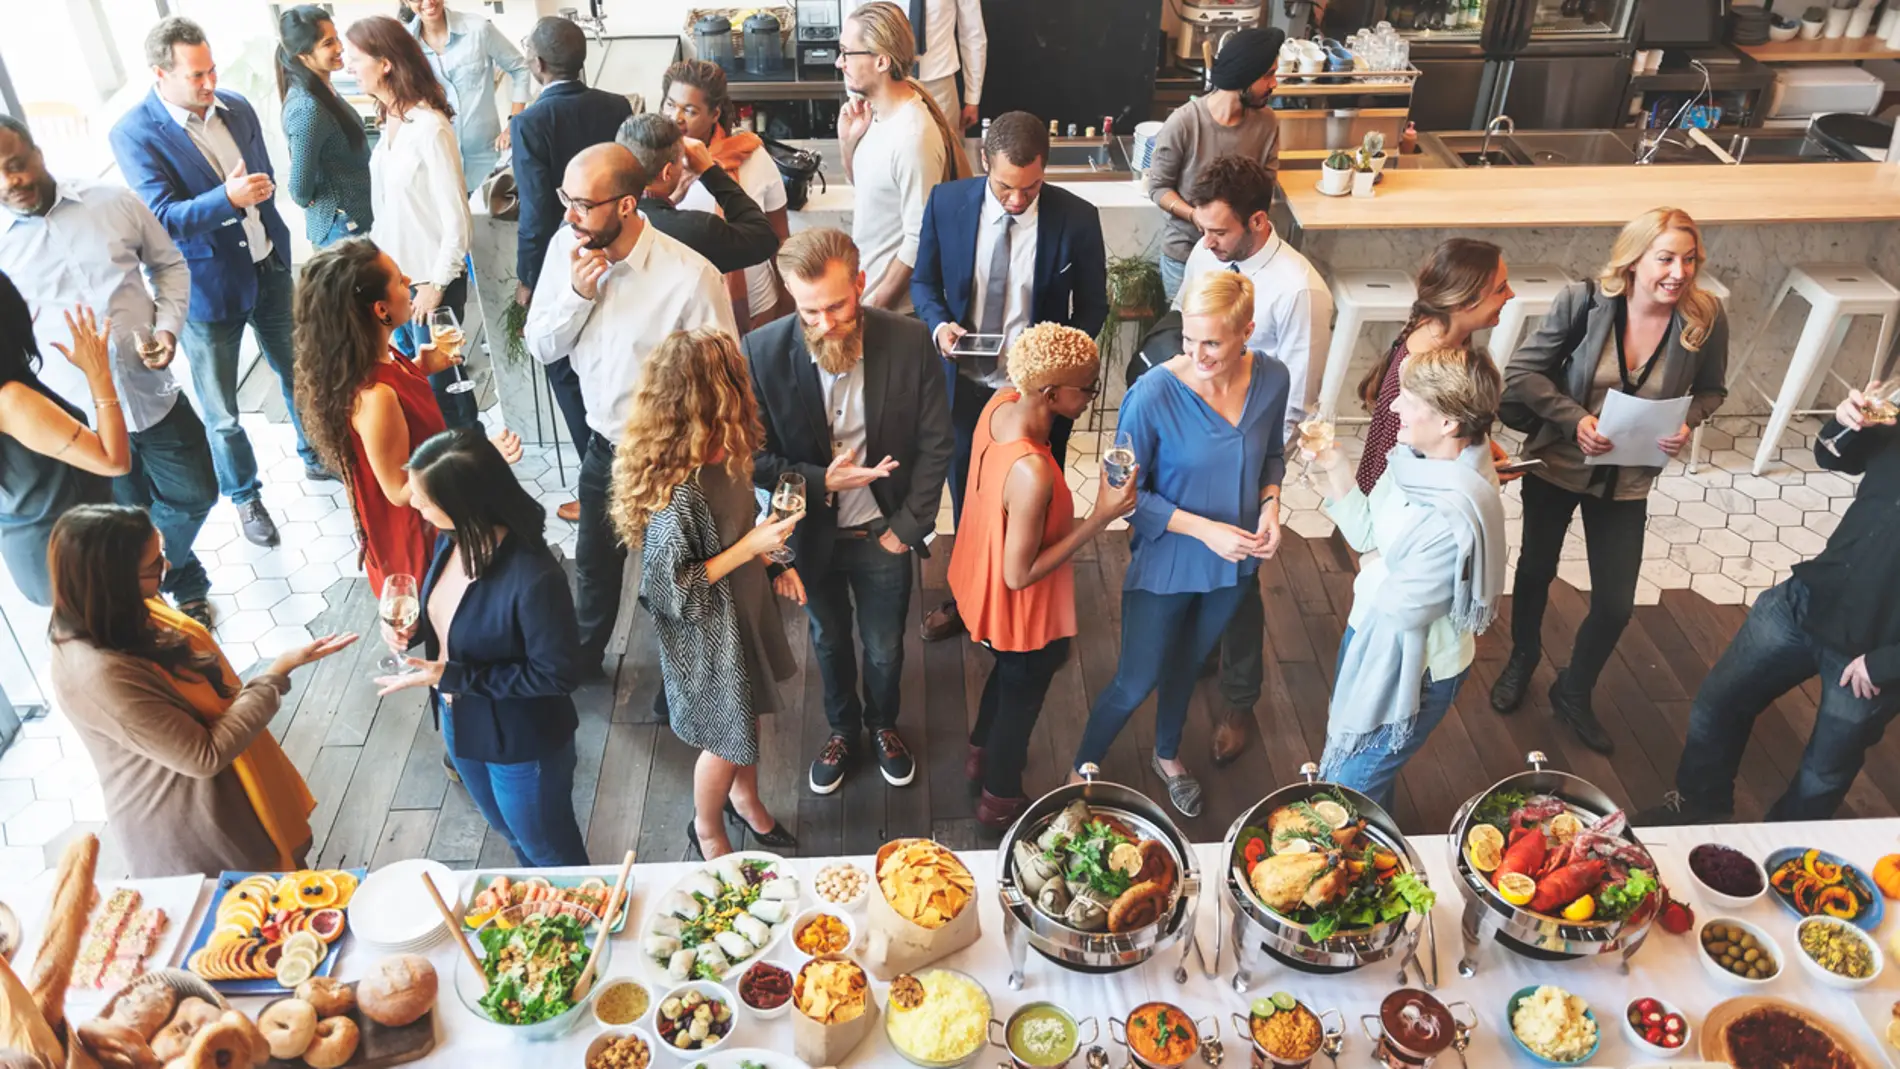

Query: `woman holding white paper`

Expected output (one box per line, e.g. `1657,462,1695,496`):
1491,207,1729,755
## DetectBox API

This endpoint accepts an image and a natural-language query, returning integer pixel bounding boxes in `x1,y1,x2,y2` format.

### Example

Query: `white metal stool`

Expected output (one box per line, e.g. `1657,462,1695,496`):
1317,269,1417,421
1726,264,1899,475
1486,264,1576,369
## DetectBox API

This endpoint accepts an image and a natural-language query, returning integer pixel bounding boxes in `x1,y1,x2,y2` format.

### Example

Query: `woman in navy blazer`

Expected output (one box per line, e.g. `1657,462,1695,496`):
377,426,589,866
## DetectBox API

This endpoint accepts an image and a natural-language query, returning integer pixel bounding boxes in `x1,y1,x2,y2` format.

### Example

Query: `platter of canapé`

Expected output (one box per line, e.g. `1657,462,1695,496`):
14,754,1900,1069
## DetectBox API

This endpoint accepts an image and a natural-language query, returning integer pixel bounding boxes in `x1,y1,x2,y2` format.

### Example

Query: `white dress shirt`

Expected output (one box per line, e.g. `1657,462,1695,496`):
1175,230,1332,440
677,148,789,319
846,0,987,103
160,97,270,262
849,95,946,315
966,184,1037,388
368,106,471,288
0,179,190,432
524,218,735,443
813,355,880,528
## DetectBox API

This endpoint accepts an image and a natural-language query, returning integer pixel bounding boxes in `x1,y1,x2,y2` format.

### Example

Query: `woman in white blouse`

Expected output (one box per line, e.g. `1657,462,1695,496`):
345,14,477,428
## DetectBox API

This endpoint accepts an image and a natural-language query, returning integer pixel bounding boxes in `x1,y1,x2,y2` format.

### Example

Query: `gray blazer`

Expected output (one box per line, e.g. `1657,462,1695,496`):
1503,280,1727,493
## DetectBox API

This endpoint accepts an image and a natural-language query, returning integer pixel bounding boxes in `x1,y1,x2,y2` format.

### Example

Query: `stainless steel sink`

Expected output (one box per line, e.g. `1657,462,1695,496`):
1433,133,1533,167
1505,131,1635,166
1720,132,1847,163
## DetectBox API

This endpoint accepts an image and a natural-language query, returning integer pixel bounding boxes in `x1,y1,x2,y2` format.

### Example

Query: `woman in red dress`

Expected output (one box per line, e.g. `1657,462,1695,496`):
293,238,519,594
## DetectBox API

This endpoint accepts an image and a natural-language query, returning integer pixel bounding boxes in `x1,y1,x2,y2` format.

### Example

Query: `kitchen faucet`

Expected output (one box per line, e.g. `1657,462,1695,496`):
1478,115,1515,167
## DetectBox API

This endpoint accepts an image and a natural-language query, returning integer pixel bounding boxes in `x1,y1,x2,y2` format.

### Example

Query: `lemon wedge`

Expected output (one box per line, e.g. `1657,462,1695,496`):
1562,895,1596,922
1465,825,1505,873
1549,813,1583,843
1497,872,1537,907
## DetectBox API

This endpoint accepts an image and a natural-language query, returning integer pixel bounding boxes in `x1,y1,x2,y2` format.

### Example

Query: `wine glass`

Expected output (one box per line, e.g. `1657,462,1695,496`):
376,574,421,675
1820,379,1900,456
1296,418,1337,490
1103,431,1136,489
768,473,805,564
132,329,183,396
429,308,475,394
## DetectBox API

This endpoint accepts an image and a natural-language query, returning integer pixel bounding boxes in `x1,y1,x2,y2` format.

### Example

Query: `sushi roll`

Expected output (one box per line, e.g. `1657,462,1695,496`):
660,891,702,921
746,899,788,925
644,934,682,961
758,873,800,901
732,914,771,947
666,948,697,982
652,915,683,939
696,943,731,978
713,929,755,960
679,871,723,900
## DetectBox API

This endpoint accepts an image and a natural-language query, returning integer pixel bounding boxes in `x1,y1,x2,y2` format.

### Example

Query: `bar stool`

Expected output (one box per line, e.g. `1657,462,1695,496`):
1486,264,1575,369
1317,269,1416,421
1729,264,1899,475
1682,271,1730,473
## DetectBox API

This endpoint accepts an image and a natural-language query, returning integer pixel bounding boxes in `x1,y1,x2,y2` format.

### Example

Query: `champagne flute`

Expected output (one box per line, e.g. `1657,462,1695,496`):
768,473,805,564
1820,379,1900,456
132,329,183,396
429,308,475,394
376,574,421,675
1103,431,1136,489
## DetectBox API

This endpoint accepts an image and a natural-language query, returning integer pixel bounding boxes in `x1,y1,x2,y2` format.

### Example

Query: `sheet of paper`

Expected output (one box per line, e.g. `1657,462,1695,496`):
1586,390,1692,468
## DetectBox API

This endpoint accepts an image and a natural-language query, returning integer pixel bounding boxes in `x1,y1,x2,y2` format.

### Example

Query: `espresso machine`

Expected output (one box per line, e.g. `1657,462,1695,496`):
1174,0,1264,67
796,0,842,80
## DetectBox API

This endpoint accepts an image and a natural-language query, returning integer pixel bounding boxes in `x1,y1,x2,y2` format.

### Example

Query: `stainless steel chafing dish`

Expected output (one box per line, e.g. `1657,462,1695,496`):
995,764,1202,990
1448,751,1657,976
1217,763,1436,993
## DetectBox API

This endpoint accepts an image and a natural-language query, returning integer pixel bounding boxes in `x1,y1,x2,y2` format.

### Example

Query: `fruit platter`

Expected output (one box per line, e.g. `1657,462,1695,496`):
642,851,799,983
183,868,362,994
462,872,632,933
1764,847,1884,931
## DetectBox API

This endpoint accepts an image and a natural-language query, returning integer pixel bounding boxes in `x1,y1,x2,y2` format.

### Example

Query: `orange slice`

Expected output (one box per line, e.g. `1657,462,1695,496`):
295,872,338,910
327,870,358,907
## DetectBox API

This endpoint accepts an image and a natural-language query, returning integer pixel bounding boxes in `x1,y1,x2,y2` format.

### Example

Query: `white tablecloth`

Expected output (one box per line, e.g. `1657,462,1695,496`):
45,819,1900,1067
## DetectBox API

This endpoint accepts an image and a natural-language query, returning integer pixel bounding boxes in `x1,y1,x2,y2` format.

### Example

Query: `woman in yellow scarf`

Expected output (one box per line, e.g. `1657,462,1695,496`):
46,506,357,877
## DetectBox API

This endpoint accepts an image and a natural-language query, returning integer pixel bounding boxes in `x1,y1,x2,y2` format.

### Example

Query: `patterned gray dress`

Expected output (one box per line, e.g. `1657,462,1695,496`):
640,464,795,765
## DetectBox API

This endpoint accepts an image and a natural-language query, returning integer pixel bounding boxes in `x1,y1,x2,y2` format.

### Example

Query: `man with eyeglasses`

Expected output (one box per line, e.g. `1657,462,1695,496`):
524,143,733,675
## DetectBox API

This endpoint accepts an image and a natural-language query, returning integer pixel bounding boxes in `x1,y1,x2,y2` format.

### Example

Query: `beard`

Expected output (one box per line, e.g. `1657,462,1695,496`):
573,217,620,250
1240,89,1271,109
805,313,865,375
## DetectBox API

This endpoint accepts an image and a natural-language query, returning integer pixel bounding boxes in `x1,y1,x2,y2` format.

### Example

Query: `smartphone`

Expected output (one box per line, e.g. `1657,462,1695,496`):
949,333,1006,358
1496,458,1546,475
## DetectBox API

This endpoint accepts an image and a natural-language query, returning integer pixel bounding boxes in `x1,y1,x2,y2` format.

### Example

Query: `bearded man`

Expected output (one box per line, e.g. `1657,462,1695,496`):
742,227,953,795
525,142,734,674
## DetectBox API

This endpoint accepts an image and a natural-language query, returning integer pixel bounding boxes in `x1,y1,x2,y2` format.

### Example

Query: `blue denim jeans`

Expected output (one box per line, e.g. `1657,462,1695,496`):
314,211,364,249
441,706,590,867
391,275,479,429
1159,254,1188,304
804,534,913,736
177,255,319,501
1074,583,1249,769
117,401,218,605
1318,626,1470,814
1676,576,1900,821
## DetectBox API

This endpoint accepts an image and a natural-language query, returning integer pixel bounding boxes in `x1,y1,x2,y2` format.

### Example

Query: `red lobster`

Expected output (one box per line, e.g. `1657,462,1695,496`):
1492,816,1548,887
1529,860,1608,913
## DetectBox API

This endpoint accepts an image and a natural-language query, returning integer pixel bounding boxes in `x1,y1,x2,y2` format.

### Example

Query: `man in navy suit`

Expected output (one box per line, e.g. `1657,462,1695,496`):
911,110,1107,640
110,17,317,547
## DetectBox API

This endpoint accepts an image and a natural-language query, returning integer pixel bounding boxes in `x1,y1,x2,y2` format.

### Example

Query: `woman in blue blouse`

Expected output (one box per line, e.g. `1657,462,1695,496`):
1071,272,1288,817
277,6,373,247
409,0,530,192
376,426,589,866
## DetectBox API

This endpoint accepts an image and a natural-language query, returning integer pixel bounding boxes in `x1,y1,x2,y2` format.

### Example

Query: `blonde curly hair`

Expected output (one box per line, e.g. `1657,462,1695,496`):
610,329,763,542
1006,322,1100,391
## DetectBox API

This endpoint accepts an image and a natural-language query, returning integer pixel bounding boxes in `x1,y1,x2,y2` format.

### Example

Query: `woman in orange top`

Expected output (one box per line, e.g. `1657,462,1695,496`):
949,324,1137,828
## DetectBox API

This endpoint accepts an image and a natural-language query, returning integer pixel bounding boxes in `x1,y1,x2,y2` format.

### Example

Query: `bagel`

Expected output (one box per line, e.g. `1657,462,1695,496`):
301,1017,359,1069
76,1019,161,1069
257,1000,318,1061
171,1019,254,1069
170,998,221,1032
216,1011,270,1068
150,1020,199,1063
295,977,356,1019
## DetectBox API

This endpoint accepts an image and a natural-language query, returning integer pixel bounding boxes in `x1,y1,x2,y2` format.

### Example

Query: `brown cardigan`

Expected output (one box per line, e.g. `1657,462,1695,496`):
49,639,293,878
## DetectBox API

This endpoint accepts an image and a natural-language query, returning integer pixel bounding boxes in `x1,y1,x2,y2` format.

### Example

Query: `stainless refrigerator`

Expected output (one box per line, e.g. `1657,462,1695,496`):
1326,0,1639,131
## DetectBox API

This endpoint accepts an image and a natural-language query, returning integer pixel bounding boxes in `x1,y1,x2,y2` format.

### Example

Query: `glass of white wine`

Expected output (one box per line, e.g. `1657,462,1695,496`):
1103,431,1135,489
1296,418,1337,489
428,308,475,395
1820,379,1900,456
376,573,421,676
132,330,183,397
769,472,805,564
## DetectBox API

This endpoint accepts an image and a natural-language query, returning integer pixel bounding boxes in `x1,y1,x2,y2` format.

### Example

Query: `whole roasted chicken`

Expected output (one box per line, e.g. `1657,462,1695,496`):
1248,850,1352,913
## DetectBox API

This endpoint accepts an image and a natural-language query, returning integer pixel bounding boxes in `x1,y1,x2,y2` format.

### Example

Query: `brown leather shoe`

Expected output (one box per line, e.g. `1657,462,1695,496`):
975,790,1030,831
921,598,965,642
964,744,985,783
1212,706,1251,767
557,500,581,522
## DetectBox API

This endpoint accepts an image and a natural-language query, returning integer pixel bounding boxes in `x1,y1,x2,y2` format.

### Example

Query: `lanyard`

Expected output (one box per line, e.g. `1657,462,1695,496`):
1612,296,1675,396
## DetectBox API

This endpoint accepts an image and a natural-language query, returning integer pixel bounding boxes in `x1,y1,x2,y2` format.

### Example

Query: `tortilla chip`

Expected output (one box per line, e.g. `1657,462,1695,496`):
877,840,976,930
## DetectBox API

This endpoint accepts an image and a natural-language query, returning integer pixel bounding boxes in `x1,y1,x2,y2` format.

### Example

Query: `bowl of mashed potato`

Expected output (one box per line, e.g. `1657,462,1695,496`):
885,968,992,1067
1508,986,1599,1066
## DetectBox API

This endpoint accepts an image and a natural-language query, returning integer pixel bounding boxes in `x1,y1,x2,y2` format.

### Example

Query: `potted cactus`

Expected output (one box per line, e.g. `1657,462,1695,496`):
1321,149,1354,195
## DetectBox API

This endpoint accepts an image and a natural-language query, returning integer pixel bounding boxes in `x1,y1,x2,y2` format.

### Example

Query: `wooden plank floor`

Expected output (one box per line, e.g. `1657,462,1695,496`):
277,531,1898,871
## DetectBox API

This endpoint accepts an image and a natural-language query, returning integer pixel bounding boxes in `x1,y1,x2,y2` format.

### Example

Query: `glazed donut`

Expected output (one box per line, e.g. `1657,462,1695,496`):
216,1010,270,1068
76,1019,161,1069
172,1019,254,1069
295,977,356,1019
257,999,318,1060
301,1016,359,1069
108,983,177,1040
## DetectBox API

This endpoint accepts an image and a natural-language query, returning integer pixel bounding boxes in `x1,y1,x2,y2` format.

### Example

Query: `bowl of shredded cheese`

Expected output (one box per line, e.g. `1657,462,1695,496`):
1508,986,1600,1066
884,968,992,1067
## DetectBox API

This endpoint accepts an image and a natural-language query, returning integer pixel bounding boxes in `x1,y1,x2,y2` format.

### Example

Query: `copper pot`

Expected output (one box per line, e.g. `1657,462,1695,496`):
1359,990,1456,1068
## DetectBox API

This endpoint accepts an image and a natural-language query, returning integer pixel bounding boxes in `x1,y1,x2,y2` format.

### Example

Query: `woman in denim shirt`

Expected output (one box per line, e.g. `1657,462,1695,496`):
408,0,530,191
277,6,373,247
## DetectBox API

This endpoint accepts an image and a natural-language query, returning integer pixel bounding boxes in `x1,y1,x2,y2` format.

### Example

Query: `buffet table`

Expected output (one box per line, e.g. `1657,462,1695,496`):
16,818,1900,1067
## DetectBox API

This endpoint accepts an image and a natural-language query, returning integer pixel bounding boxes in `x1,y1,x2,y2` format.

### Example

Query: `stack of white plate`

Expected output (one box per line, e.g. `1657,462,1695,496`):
346,859,457,953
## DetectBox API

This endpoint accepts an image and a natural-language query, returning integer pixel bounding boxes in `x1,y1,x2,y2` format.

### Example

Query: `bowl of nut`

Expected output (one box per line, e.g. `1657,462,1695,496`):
813,863,870,913
1795,915,1882,990
584,1026,656,1069
1697,917,1782,988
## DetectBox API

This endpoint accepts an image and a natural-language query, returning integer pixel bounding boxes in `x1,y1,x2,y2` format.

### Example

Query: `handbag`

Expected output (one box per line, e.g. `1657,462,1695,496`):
481,162,518,221
762,136,825,211
1125,310,1182,390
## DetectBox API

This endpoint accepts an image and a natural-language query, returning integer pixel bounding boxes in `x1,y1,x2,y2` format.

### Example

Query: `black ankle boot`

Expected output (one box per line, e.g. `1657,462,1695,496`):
1491,647,1537,714
1550,671,1613,754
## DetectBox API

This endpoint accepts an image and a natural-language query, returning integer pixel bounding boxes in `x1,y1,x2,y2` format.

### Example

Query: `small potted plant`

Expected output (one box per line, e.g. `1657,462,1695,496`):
1320,149,1354,195
1351,140,1380,198
1359,130,1389,174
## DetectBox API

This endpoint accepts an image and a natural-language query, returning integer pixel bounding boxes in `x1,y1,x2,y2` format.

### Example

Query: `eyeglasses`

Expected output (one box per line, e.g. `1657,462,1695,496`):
557,189,623,213
836,49,878,59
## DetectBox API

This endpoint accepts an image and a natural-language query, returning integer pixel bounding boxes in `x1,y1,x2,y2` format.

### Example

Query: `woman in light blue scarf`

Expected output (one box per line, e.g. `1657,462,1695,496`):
1308,346,1507,810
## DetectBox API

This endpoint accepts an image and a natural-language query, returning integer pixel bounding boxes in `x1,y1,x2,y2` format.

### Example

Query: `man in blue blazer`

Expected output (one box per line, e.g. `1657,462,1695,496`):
910,110,1108,640
110,17,316,547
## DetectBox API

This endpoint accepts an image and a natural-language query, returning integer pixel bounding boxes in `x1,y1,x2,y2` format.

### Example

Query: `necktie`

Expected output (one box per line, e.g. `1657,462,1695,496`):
1229,262,1241,273
979,214,1013,336
910,0,928,54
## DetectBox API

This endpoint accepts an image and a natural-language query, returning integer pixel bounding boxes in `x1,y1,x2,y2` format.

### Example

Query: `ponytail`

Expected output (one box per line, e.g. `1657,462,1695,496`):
846,1,972,181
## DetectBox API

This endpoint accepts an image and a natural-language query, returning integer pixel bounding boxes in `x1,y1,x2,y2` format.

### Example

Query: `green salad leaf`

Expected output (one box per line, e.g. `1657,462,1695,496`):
477,913,590,1025
1597,868,1658,920
1471,790,1528,833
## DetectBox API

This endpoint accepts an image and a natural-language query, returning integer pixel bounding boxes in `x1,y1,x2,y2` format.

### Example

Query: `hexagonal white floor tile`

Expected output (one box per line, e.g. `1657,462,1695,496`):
1633,577,1662,607
1704,488,1755,515
29,753,98,801
287,561,344,594
233,579,292,612
1802,511,1839,538
303,535,357,565
1720,557,1776,589
1700,528,1752,558
252,549,307,579
0,780,36,825
1556,559,1593,591
218,538,274,565
316,510,357,537
1751,499,1803,527
220,641,259,672
0,738,60,780
196,522,239,552
1648,516,1702,545
1639,558,1692,589
1779,484,1827,512
218,609,276,643
270,594,328,627
1668,544,1720,575
208,564,257,595
1807,472,1858,498
1674,501,1728,529
1750,541,1803,572
1655,476,1706,504
4,798,73,848
255,625,314,658
1284,511,1336,540
1725,514,1779,543
1689,572,1745,604
1779,526,1828,556
274,521,320,547
1731,475,1782,501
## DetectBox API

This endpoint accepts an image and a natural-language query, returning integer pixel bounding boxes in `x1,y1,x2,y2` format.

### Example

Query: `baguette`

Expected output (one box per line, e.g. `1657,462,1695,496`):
28,835,100,1029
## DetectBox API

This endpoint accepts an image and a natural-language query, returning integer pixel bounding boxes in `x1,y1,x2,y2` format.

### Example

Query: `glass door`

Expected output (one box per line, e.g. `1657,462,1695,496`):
1529,0,1635,39
1380,0,1491,40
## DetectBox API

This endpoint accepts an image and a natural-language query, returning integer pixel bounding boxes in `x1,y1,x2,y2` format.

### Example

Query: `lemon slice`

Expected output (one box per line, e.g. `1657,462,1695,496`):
1497,873,1537,907
1278,838,1315,855
1549,813,1583,843
1313,800,1350,828
1562,895,1596,922
1465,825,1505,873
274,953,314,988
284,931,324,959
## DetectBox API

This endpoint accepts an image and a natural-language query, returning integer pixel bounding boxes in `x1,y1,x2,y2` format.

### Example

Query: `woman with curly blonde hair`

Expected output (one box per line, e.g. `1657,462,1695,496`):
612,328,802,860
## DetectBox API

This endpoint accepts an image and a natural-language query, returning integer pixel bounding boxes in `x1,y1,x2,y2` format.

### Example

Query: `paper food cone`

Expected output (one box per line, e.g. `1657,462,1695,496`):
791,955,880,1066
862,839,982,982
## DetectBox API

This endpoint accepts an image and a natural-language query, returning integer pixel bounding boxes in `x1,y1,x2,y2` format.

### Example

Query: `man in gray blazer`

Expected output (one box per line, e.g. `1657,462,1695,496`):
742,227,953,797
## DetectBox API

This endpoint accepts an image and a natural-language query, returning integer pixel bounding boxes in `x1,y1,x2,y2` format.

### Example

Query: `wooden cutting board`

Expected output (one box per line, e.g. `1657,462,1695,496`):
1699,995,1878,1069
259,983,436,1069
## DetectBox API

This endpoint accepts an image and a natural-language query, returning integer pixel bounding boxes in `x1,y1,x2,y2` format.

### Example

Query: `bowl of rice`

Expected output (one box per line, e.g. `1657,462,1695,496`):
1507,986,1599,1067
885,968,993,1067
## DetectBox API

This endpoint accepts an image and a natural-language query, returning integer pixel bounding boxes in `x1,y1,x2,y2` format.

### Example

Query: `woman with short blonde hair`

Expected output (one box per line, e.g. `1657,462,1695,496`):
612,329,803,860
1070,270,1290,817
1495,206,1728,753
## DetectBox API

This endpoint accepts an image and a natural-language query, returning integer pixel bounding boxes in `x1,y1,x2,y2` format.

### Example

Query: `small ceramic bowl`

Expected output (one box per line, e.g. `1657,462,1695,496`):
1794,915,1883,990
584,1027,657,1069
591,978,653,1030
1697,916,1784,988
1621,996,1691,1060
1505,987,1600,1067
1685,843,1768,910
653,980,737,1057
735,960,795,1021
811,862,871,913
787,905,858,960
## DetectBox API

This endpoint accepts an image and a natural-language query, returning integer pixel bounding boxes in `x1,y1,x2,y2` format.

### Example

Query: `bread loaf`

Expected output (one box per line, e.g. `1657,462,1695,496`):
28,835,100,1029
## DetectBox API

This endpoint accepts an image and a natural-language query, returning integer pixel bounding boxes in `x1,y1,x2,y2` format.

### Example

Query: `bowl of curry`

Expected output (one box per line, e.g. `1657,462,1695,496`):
1110,1002,1216,1069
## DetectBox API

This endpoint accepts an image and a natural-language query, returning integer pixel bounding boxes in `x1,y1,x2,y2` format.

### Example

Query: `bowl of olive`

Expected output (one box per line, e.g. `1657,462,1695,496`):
1697,916,1781,988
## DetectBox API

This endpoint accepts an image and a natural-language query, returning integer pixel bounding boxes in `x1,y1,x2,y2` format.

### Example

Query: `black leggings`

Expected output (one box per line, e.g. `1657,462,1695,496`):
970,638,1071,798
1510,473,1648,693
